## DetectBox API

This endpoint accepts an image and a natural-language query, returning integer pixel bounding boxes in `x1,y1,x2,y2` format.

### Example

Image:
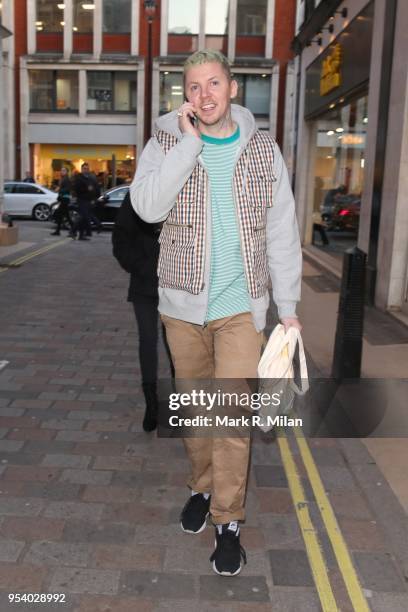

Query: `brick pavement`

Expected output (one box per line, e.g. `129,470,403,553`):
0,223,407,611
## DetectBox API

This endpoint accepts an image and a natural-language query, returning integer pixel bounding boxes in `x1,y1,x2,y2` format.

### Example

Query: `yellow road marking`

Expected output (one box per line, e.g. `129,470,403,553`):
294,427,371,612
0,239,70,273
277,431,339,611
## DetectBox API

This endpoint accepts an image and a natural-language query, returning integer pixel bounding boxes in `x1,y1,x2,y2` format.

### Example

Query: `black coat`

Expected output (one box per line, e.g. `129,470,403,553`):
112,192,161,300
73,172,100,203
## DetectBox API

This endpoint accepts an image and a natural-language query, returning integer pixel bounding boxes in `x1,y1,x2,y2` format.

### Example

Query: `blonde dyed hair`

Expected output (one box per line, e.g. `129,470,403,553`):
183,49,231,82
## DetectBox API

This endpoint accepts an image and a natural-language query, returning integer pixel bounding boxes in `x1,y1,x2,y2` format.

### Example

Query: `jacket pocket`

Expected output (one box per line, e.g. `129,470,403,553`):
158,222,196,289
246,177,274,208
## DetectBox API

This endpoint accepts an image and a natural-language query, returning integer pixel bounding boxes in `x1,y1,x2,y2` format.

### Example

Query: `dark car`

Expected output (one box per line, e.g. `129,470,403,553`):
329,195,360,231
51,185,129,229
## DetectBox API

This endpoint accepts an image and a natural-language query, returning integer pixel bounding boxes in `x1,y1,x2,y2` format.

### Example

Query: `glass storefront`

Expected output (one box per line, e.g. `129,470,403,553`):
311,95,368,257
33,144,136,190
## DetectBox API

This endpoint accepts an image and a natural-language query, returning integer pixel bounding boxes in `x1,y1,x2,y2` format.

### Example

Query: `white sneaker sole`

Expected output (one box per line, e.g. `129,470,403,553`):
211,537,243,576
180,512,209,534
211,560,242,576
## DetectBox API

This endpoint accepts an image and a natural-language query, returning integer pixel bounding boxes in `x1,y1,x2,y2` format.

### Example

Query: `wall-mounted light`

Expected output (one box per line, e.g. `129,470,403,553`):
332,7,348,19
327,130,335,136
321,24,335,34
82,4,95,10
335,127,344,133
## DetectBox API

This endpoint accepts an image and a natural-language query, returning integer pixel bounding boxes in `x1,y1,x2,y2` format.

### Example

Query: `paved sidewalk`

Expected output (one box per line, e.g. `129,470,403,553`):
0,228,407,611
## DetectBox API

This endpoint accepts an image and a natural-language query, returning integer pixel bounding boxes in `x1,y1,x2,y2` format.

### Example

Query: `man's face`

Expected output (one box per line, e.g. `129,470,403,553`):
82,164,89,175
184,62,238,127
61,168,67,177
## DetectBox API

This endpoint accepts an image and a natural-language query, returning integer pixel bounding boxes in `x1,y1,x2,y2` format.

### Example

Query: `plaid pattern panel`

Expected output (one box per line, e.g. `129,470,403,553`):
155,128,276,299
234,130,276,298
156,130,207,294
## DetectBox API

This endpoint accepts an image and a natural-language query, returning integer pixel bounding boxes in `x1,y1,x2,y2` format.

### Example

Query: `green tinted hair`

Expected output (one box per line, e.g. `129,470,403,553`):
183,49,231,82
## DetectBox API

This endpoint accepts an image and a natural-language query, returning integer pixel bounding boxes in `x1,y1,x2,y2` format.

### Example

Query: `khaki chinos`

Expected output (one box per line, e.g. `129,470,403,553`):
161,312,263,524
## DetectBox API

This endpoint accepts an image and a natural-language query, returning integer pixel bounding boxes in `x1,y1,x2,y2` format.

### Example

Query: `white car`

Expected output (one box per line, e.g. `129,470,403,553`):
3,181,58,221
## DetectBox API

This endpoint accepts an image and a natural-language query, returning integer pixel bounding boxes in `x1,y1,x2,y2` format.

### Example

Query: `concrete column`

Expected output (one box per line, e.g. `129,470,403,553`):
64,0,73,59
269,63,279,139
160,0,168,56
27,0,36,55
79,70,87,118
3,0,15,181
375,0,408,312
19,59,30,180
131,0,140,56
228,0,237,63
283,60,296,179
199,0,206,50
137,60,146,161
265,0,276,59
93,0,102,59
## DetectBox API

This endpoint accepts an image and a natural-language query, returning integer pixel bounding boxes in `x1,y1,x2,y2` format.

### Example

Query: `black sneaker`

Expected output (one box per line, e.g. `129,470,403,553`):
210,522,247,576
180,493,211,534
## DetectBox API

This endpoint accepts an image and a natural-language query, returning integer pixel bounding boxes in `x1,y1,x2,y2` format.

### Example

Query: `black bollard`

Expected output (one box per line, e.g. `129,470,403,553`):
332,246,366,379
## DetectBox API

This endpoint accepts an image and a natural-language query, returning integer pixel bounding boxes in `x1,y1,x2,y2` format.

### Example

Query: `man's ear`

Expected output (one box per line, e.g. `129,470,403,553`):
230,79,238,100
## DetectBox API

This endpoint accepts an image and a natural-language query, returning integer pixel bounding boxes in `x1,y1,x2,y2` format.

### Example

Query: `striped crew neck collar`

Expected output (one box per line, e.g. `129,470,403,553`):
201,126,240,145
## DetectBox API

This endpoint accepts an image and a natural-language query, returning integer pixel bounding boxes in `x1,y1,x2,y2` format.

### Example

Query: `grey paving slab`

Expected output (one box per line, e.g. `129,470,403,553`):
0,496,45,516
63,520,135,544
55,431,100,442
44,501,105,521
268,550,314,587
199,575,270,602
370,592,408,612
49,567,120,595
0,539,25,562
59,468,113,485
120,570,197,599
353,552,406,592
22,482,82,501
41,454,92,469
270,587,322,612
253,465,288,488
24,541,90,567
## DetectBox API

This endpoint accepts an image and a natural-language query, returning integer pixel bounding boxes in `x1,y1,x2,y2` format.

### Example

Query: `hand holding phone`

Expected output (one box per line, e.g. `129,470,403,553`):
177,102,200,138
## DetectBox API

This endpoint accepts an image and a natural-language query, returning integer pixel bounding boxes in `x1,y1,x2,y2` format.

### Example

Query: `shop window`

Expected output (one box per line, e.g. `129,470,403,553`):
159,72,184,115
205,0,229,52
36,0,63,33
103,0,131,33
236,0,266,35
73,0,94,33
168,0,199,54
311,96,368,254
29,70,79,112
87,71,137,113
233,74,270,117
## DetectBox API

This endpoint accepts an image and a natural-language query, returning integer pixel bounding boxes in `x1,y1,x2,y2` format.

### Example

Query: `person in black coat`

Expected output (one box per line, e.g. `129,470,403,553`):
72,162,100,240
112,191,169,432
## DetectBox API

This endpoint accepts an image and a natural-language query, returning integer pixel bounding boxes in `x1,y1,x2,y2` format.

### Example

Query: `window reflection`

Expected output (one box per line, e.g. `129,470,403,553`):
233,74,270,117
205,0,229,34
36,0,63,33
87,71,136,112
236,0,267,35
103,0,131,33
160,72,184,114
312,96,368,253
73,0,94,33
29,70,79,111
168,0,199,34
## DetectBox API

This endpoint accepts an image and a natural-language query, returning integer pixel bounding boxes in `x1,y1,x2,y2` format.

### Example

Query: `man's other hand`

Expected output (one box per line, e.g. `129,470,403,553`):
281,317,302,333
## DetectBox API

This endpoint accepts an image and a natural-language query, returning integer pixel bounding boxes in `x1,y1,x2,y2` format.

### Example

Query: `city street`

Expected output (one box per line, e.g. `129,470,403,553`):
0,221,407,611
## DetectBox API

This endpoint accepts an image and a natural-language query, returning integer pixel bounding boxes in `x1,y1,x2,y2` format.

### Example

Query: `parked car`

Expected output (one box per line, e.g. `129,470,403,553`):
3,181,58,221
50,185,129,229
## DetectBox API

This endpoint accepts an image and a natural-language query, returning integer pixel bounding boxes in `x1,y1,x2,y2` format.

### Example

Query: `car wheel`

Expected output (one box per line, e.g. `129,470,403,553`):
33,203,50,222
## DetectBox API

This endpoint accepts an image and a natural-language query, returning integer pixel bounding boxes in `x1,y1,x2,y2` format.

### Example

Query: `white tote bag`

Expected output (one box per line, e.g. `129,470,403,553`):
256,324,309,432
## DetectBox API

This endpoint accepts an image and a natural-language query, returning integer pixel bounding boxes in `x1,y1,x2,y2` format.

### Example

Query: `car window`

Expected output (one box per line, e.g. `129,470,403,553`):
109,187,128,201
4,184,15,194
14,184,43,194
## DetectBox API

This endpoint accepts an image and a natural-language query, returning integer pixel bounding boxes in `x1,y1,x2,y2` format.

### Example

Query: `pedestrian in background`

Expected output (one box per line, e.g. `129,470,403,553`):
112,191,172,432
51,167,76,237
23,171,35,183
72,162,100,241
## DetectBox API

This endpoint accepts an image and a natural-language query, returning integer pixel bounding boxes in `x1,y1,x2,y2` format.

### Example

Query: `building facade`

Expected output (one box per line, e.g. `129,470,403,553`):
291,0,408,318
4,0,296,191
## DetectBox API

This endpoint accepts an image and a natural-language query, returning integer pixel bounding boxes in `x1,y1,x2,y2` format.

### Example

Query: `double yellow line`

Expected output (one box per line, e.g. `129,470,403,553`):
0,238,70,274
278,427,370,612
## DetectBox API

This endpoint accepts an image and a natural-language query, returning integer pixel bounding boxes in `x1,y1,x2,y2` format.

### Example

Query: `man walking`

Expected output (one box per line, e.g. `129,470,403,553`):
130,50,302,576
73,163,100,240
51,167,75,237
